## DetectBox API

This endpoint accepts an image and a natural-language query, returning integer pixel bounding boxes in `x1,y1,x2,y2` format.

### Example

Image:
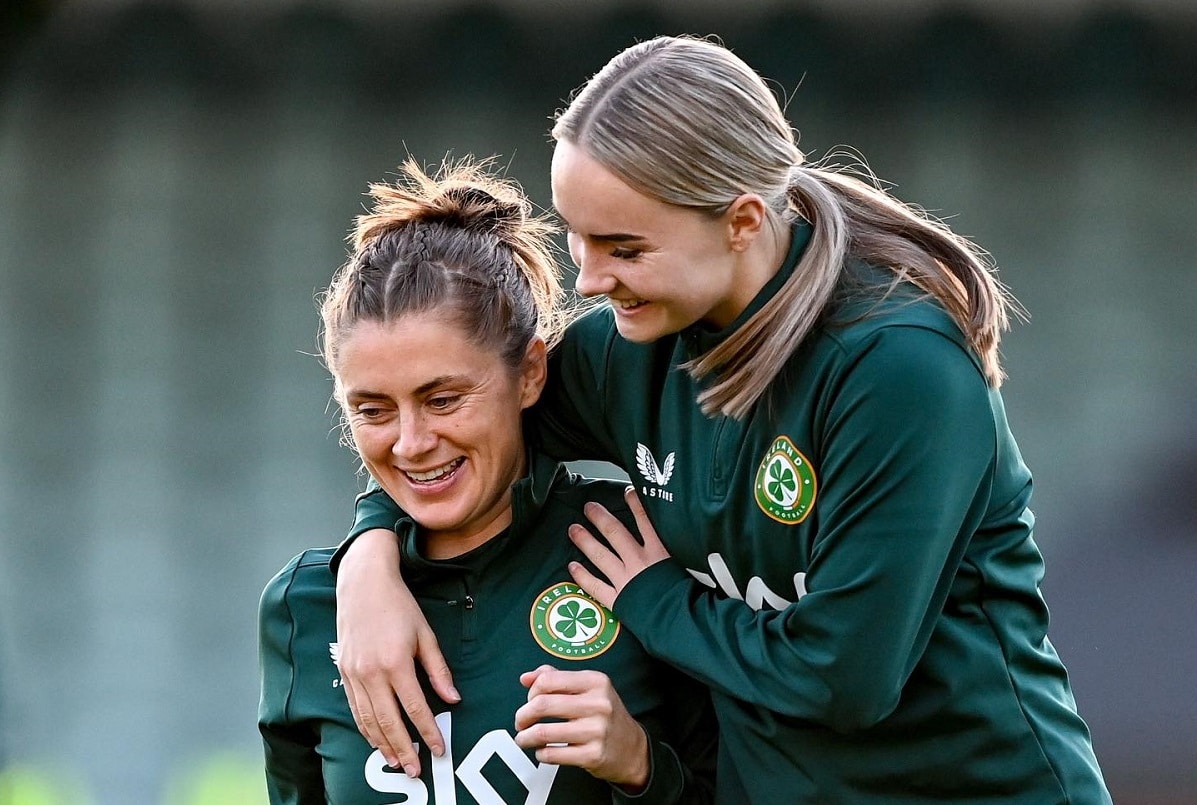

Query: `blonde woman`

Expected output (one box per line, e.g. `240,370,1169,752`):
332,37,1111,803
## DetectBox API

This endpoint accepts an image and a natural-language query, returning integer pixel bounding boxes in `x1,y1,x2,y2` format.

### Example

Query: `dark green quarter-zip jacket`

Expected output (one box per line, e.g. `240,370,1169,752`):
261,454,717,805
348,223,1110,804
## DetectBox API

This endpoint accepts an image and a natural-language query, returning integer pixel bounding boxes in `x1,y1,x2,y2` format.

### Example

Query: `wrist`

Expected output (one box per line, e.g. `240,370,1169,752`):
614,722,652,793
337,528,400,585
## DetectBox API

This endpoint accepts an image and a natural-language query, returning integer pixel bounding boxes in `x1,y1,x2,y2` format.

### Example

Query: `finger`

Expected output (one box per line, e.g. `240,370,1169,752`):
525,667,607,697
416,628,460,705
392,672,444,760
528,742,603,769
567,523,624,582
519,664,555,690
582,502,644,553
515,691,608,730
341,674,369,744
357,678,420,777
514,717,601,751
568,559,617,610
623,487,669,558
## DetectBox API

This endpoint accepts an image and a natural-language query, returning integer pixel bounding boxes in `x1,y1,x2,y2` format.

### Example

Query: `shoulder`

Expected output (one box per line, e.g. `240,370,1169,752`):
547,469,637,527
819,289,984,380
259,547,338,619
559,304,673,370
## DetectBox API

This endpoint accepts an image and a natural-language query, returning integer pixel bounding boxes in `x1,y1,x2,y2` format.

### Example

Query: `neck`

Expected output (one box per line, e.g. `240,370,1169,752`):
713,220,793,329
422,505,514,560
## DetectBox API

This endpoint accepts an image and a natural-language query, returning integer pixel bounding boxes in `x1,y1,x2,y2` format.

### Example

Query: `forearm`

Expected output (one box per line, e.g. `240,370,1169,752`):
613,559,939,732
335,527,403,592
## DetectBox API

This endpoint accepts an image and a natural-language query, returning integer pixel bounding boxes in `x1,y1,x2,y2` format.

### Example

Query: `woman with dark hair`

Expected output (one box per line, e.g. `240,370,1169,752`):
258,158,715,804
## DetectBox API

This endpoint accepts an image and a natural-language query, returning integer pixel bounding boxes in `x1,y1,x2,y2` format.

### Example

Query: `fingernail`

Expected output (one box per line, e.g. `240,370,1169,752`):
404,763,419,778
430,743,444,757
448,686,461,702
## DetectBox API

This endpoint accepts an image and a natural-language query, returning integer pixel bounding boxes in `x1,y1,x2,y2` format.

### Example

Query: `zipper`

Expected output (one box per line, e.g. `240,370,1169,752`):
460,578,476,643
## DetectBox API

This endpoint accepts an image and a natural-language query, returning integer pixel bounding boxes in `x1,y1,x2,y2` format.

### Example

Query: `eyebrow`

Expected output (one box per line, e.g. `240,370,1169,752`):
554,209,643,243
414,375,471,395
345,374,470,401
591,232,643,243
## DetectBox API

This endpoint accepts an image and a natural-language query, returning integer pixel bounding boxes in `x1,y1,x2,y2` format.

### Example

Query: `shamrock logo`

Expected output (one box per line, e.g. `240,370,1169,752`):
553,599,600,639
766,457,799,507
754,437,817,524
531,583,621,660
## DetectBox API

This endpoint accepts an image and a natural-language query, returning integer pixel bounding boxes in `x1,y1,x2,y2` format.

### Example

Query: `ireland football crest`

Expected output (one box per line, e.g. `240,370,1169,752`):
530,582,620,660
754,436,817,524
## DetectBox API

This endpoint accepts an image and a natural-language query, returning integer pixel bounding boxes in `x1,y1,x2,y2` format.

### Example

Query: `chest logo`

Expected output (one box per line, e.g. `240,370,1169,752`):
329,642,344,688
636,442,675,486
530,582,620,660
754,436,817,524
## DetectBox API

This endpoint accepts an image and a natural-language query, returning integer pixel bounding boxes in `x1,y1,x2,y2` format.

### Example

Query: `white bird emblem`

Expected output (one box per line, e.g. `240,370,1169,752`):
636,442,675,486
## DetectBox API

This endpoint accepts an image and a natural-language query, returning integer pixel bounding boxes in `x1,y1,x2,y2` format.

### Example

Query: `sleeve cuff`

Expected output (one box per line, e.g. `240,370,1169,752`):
612,558,694,637
610,732,687,805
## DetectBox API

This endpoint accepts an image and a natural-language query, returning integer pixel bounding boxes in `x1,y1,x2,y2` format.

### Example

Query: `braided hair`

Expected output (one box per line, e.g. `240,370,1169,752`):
321,157,566,376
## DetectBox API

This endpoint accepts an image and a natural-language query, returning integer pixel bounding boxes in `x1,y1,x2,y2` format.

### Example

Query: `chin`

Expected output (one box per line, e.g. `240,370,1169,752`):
614,320,665,344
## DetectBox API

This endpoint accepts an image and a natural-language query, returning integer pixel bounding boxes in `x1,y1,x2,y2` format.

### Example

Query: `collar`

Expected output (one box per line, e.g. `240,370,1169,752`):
395,450,565,577
681,218,811,358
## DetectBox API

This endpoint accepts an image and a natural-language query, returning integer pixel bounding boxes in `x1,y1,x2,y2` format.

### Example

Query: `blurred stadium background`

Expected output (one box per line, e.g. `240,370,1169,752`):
1,0,1194,802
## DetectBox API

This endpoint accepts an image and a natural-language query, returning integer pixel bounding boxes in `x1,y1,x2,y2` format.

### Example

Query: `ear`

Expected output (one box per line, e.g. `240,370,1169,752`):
518,336,548,409
724,194,769,252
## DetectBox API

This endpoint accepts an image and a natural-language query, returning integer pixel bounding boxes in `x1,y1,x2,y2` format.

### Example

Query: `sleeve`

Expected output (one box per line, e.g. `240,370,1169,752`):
613,327,998,733
530,305,623,464
611,673,718,805
258,557,327,804
329,484,404,574
335,306,623,569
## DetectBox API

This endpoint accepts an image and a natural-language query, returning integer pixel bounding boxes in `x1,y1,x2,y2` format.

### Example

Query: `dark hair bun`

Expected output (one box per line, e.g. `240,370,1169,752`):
432,184,527,233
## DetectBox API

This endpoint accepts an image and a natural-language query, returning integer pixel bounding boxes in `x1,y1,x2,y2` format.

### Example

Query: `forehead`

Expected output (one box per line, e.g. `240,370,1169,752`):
550,142,658,230
335,314,502,389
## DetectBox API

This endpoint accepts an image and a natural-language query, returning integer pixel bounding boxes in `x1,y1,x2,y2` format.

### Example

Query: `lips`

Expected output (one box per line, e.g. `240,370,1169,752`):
610,297,648,311
404,457,465,483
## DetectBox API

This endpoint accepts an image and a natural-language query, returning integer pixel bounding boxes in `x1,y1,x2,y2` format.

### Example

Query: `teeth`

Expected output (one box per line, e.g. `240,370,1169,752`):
612,298,646,310
406,458,463,482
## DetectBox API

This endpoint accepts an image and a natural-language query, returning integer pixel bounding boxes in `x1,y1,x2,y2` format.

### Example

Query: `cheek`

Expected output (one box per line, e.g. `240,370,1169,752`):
348,424,389,461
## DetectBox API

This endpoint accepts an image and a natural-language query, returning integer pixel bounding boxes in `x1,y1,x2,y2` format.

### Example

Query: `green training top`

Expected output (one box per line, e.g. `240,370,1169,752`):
348,223,1111,803
262,454,717,805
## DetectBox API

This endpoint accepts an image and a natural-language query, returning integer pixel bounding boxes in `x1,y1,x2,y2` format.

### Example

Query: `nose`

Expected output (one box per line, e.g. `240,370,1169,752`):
392,411,437,460
569,235,617,298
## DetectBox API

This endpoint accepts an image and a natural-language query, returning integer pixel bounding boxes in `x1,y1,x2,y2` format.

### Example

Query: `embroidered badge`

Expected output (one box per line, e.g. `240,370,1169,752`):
754,436,817,524
530,582,620,660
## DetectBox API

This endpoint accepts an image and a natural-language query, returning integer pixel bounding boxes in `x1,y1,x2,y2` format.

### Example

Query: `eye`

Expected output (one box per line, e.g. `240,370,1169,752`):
427,394,462,412
353,404,387,421
611,246,643,260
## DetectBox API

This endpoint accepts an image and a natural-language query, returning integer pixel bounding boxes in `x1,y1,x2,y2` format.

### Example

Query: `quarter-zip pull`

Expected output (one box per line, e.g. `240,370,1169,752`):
464,594,475,610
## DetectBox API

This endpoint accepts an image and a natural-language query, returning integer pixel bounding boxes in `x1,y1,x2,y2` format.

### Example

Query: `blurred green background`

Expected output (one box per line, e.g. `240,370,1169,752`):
1,1,1194,803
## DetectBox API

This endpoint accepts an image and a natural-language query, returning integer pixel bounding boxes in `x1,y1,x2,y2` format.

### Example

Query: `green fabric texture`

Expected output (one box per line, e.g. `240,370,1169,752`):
262,454,717,804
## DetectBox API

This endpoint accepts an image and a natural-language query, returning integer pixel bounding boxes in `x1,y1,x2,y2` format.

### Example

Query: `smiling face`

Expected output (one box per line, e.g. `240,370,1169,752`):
551,140,762,340
335,312,546,558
